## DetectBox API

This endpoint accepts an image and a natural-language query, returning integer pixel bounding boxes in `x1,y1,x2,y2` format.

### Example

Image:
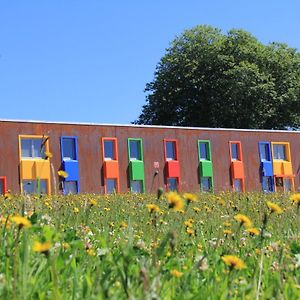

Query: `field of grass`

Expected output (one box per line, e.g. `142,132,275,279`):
0,191,299,299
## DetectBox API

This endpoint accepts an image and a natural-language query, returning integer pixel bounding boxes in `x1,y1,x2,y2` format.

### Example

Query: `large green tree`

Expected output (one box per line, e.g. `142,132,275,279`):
135,25,300,129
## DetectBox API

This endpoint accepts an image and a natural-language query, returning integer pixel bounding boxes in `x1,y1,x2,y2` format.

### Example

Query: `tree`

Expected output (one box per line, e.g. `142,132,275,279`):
135,25,300,129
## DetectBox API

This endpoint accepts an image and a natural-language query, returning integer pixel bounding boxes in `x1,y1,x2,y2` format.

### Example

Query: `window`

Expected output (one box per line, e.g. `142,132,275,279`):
21,138,45,158
62,137,77,160
0,179,4,194
22,179,47,194
262,176,273,192
233,179,242,192
201,177,211,192
166,141,176,160
283,178,292,192
106,179,117,194
259,143,270,161
129,140,142,160
273,144,286,160
64,181,78,194
104,140,115,160
131,180,143,193
231,143,239,160
199,142,210,161
167,178,178,191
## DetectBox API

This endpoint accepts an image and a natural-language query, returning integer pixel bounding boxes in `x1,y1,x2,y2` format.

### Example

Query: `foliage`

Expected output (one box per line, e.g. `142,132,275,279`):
0,192,299,299
135,25,300,129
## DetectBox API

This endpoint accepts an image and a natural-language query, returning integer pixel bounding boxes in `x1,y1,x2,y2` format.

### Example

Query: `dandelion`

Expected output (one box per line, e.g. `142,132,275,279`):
86,248,96,256
146,204,161,214
193,207,201,213
44,151,53,159
57,170,68,178
73,207,79,214
184,219,194,228
186,228,195,236
170,269,183,278
290,194,300,206
222,255,246,270
10,215,31,229
246,228,260,236
223,222,232,227
120,222,127,230
166,192,184,212
103,207,110,212
266,201,283,214
183,193,197,204
234,214,252,228
33,241,51,255
223,229,233,235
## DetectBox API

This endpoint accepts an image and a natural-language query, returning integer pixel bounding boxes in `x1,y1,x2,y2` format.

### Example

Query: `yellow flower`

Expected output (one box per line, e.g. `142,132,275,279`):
183,193,197,204
86,248,96,256
193,207,201,213
290,194,300,204
266,201,283,214
4,193,12,200
170,269,183,278
184,219,194,228
33,241,51,254
109,222,115,228
221,255,246,270
73,207,79,213
58,170,68,178
223,229,232,235
234,214,252,228
186,228,195,236
44,151,53,159
89,199,97,206
166,192,184,212
103,207,110,212
120,222,127,230
10,215,31,229
246,228,260,236
146,204,161,214
223,222,232,227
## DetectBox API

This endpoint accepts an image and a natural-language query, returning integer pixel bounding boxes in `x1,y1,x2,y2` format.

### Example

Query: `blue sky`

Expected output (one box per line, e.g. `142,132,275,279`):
0,1,299,125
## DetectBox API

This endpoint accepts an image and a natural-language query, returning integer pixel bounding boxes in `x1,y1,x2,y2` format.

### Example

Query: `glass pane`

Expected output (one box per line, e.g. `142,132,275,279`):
131,180,143,193
262,176,272,192
22,180,35,194
32,139,44,158
166,141,176,160
201,177,211,192
104,140,115,160
129,140,141,160
0,179,4,194
21,139,32,157
38,180,47,194
274,145,286,160
64,181,78,194
167,178,177,191
200,142,209,160
234,179,242,192
63,138,76,160
259,144,270,161
106,179,117,193
283,179,291,192
231,144,239,160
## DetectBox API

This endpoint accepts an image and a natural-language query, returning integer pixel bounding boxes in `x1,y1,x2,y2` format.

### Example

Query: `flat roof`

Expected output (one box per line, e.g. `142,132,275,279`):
0,118,298,133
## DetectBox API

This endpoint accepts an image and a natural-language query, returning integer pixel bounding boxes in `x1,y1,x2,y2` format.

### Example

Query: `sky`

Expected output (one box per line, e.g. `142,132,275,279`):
0,1,299,125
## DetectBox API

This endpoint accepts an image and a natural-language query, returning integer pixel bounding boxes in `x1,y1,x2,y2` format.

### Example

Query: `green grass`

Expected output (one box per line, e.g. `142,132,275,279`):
0,192,299,299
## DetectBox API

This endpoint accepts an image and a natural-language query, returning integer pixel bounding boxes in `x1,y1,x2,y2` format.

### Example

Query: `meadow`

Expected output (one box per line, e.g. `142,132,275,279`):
0,191,299,299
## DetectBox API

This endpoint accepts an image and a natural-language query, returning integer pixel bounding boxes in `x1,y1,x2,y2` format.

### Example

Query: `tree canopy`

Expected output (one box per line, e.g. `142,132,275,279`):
135,25,300,129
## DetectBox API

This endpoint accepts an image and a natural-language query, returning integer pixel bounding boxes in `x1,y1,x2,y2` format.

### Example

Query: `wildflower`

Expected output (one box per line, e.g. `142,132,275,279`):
223,229,232,235
103,207,110,212
186,228,195,236
62,242,70,250
44,151,53,159
170,269,183,278
184,219,194,228
266,201,283,214
246,228,260,236
222,255,246,270
234,214,252,228
57,170,68,178
193,207,201,213
10,215,31,229
183,193,197,204
146,204,161,214
4,193,12,200
73,207,79,213
166,192,184,212
109,222,115,228
120,222,127,230
290,194,300,204
86,248,96,256
33,241,51,255
223,222,232,227
89,199,97,206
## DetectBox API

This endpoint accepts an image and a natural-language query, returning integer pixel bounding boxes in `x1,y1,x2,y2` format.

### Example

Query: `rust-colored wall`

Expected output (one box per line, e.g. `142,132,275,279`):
1,120,300,194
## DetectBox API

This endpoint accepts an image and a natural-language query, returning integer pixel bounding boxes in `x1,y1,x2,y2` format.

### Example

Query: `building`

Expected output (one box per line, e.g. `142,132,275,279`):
0,119,298,195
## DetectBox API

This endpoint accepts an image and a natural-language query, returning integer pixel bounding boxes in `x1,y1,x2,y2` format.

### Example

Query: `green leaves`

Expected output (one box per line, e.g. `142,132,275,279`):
135,25,300,129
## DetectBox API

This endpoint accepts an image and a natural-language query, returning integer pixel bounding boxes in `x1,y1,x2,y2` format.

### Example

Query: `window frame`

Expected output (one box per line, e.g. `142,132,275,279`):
19,135,49,160
198,140,212,161
60,136,78,161
272,142,290,161
0,176,7,195
128,138,143,161
102,137,118,161
164,139,178,161
229,141,242,161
